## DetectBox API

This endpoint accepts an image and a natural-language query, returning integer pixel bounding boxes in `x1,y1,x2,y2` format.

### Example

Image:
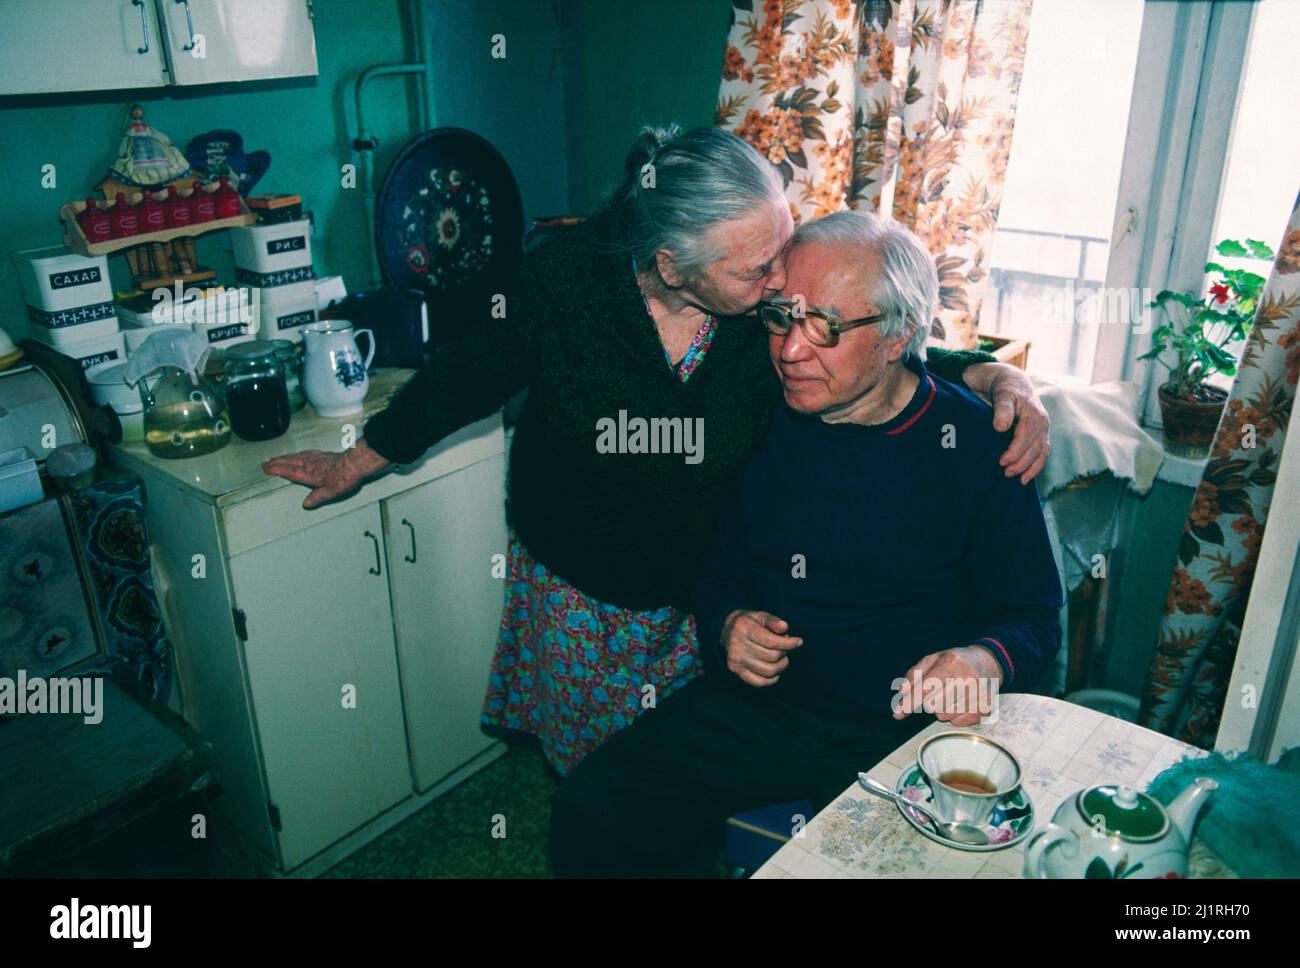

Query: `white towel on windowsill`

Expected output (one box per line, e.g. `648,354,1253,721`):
1031,373,1165,499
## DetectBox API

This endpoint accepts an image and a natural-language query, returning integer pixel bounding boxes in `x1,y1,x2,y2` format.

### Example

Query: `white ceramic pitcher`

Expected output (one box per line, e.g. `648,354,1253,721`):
300,320,375,417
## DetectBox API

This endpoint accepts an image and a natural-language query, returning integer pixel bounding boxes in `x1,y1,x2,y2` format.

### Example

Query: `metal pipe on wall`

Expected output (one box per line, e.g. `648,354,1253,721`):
349,0,432,287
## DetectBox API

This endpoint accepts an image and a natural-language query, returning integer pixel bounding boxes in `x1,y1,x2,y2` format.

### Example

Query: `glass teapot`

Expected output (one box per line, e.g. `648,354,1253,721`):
136,364,232,459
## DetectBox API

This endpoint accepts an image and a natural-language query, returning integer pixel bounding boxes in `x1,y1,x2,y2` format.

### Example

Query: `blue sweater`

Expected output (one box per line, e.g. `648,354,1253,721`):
693,354,1063,719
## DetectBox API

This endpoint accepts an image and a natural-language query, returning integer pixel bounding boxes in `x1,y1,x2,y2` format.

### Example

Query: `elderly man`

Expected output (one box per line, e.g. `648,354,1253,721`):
549,211,1063,877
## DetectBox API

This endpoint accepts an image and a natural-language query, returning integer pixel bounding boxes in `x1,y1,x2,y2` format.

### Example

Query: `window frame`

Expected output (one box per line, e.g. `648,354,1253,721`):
1090,0,1258,433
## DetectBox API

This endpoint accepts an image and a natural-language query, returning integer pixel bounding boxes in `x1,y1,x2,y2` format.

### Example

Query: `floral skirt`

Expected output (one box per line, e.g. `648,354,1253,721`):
481,532,702,776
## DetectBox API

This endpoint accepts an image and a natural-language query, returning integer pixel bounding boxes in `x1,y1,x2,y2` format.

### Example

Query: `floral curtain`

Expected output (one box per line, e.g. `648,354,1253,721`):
1140,189,1300,748
717,0,1034,347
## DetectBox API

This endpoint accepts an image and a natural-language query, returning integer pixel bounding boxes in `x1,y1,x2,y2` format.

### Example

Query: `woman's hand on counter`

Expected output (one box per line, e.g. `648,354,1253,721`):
261,439,393,509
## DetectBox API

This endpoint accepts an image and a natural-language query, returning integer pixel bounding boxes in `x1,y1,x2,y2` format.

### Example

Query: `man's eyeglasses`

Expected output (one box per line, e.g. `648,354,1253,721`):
758,299,887,347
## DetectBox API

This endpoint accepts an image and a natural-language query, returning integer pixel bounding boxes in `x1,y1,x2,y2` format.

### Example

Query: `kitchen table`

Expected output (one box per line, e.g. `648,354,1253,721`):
753,693,1236,879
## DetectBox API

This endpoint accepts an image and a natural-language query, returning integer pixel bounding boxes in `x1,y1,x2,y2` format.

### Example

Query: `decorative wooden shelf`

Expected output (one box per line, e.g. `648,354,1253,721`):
60,194,256,258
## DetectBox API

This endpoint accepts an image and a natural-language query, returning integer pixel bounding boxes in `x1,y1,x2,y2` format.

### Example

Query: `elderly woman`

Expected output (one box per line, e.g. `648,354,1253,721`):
262,124,1050,776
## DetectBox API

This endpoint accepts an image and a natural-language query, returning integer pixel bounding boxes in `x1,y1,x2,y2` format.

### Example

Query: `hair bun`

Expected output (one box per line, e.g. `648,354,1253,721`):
622,123,684,182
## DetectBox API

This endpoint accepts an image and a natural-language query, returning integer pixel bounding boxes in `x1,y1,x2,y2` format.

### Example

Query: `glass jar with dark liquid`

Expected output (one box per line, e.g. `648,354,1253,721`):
224,341,291,441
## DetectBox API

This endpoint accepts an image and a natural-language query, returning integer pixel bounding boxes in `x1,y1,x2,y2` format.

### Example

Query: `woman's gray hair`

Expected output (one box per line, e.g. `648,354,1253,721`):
793,210,938,359
606,124,786,279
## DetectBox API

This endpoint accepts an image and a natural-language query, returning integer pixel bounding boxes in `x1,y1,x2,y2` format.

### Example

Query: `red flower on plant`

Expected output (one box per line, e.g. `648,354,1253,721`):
1209,282,1231,304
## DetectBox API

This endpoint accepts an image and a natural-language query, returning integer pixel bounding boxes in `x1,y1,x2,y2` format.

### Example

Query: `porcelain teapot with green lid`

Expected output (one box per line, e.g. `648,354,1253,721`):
1023,777,1217,879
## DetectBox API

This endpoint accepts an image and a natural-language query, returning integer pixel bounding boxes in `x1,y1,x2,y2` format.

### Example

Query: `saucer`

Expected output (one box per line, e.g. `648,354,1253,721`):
893,761,1035,852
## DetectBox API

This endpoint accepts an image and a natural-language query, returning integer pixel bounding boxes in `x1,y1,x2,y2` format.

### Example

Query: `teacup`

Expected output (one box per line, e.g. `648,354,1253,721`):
918,731,1022,827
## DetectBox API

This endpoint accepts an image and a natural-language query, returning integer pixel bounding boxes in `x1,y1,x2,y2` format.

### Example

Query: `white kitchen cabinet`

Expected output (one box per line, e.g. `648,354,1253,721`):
229,502,412,872
156,0,318,86
0,0,316,96
384,453,507,792
0,1,170,95
109,370,507,873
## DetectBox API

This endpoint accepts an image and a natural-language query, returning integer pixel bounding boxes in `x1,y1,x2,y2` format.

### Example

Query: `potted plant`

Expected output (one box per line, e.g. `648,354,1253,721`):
1141,238,1273,457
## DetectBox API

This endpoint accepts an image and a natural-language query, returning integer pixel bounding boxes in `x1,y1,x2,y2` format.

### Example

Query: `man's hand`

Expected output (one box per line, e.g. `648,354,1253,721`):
721,609,803,688
961,362,1051,485
892,645,1005,727
262,438,392,509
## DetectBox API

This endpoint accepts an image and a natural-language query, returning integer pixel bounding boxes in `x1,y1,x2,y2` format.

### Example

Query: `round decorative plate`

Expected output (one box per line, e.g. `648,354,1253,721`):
894,761,1036,852
374,127,524,297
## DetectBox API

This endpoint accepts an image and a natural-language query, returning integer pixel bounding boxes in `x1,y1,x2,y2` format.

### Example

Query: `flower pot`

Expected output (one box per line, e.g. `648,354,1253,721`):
1158,383,1228,458
977,333,1031,370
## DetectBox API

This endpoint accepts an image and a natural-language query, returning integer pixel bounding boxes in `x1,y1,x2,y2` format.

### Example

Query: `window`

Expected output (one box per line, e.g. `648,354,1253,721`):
978,0,1144,379
1211,0,1300,261
1198,0,1300,392
978,0,1295,416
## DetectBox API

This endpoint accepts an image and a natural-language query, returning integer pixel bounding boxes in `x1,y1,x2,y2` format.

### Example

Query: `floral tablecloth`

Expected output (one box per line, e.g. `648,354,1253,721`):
754,693,1231,879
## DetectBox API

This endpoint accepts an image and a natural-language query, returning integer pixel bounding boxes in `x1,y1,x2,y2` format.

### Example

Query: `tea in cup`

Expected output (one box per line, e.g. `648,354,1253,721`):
918,732,1021,827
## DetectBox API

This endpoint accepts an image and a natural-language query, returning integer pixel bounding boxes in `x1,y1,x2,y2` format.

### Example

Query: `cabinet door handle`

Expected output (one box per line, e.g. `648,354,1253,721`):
364,529,382,575
401,518,417,563
175,0,197,51
133,0,149,54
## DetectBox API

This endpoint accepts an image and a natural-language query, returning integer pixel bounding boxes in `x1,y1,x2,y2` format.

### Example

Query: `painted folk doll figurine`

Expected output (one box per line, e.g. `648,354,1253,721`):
94,105,206,286
108,104,193,188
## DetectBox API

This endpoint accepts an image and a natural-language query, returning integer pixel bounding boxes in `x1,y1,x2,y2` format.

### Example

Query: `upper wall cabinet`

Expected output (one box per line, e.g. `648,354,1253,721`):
0,0,317,96
0,1,170,95
156,0,318,86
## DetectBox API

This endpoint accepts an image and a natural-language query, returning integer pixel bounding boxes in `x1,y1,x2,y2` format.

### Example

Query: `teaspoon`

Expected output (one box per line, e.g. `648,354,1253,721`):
858,772,991,846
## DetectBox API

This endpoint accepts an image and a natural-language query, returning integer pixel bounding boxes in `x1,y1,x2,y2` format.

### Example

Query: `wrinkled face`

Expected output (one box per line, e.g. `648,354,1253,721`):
769,240,908,415
676,201,794,316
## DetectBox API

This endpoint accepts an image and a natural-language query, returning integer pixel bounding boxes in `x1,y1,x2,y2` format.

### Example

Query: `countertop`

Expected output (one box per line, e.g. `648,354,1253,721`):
108,367,416,507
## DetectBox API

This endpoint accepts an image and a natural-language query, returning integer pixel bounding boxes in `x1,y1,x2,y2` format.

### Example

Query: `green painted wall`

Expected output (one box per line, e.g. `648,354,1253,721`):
422,0,569,224
559,0,733,213
0,0,420,337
